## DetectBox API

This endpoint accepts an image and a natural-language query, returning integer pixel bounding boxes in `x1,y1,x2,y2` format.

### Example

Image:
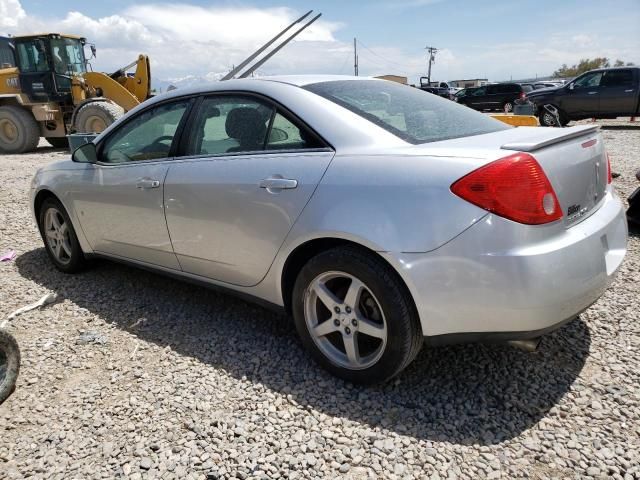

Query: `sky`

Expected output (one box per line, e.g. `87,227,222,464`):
2,0,639,88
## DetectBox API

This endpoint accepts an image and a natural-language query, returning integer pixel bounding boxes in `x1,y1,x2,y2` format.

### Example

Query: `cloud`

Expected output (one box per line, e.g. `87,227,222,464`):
0,0,25,29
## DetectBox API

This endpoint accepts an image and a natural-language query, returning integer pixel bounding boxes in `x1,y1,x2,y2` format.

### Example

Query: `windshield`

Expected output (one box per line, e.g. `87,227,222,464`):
50,38,86,74
305,80,508,144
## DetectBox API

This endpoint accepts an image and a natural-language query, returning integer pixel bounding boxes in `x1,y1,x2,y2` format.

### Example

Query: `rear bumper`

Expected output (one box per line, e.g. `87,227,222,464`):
387,189,628,338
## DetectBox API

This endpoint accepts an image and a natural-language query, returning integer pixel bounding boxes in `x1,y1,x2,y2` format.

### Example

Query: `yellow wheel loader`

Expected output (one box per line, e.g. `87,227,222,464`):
0,33,150,153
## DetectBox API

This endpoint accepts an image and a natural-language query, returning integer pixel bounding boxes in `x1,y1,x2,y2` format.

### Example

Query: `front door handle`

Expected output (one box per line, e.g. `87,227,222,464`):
259,177,298,190
136,178,160,189
587,91,598,95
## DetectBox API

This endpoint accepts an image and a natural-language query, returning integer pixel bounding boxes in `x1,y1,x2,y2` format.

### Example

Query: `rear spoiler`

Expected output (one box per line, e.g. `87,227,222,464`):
501,125,600,152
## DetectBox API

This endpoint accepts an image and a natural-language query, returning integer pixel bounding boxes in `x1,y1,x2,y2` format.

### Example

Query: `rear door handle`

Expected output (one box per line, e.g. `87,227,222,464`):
625,89,634,93
136,178,160,189
587,91,598,95
259,177,298,190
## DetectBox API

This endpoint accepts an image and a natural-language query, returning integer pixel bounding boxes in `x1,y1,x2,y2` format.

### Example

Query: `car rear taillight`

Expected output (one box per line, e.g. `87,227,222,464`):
606,153,612,184
519,92,526,100
451,153,563,225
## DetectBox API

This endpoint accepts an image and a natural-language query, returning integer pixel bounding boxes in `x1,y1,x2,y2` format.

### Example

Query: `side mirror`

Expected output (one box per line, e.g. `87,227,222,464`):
568,83,574,90
72,142,97,163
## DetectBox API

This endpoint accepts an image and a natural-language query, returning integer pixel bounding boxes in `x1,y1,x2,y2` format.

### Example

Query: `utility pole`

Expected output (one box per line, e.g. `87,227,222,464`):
354,38,359,76
425,46,438,84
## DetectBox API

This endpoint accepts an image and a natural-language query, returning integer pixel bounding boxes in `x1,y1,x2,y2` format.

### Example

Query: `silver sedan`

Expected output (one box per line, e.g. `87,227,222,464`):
30,76,628,383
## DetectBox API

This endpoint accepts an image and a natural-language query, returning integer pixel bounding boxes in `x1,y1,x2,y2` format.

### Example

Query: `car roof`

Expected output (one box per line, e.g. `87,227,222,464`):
146,75,379,106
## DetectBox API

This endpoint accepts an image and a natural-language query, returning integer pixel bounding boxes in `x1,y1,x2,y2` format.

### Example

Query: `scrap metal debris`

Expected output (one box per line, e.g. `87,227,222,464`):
1,292,58,328
76,330,108,345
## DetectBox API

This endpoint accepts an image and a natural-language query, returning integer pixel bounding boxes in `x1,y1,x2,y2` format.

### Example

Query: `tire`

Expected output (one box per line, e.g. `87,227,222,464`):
539,106,568,127
0,105,40,154
292,246,423,384
38,197,87,273
0,329,20,405
74,101,124,134
45,136,69,149
502,101,514,113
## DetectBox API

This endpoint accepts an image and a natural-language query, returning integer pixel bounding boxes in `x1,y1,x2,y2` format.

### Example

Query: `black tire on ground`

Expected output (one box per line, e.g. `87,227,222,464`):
0,105,40,154
38,196,88,273
74,101,124,134
0,329,20,405
292,246,423,384
45,137,69,149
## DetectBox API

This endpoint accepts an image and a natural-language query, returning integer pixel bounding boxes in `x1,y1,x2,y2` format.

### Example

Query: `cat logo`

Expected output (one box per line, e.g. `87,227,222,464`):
5,77,19,89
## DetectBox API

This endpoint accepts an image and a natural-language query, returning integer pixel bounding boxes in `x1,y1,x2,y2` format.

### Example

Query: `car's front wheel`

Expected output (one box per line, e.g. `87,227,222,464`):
292,246,423,384
38,197,87,273
539,106,569,127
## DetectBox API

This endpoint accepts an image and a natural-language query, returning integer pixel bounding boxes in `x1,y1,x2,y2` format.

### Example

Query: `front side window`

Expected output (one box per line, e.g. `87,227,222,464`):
472,87,487,96
573,72,603,88
304,80,508,144
101,100,189,163
16,40,50,73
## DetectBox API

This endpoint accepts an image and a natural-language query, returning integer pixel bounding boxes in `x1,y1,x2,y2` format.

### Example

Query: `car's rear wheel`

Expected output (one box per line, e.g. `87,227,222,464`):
502,101,514,113
292,246,423,384
38,197,87,273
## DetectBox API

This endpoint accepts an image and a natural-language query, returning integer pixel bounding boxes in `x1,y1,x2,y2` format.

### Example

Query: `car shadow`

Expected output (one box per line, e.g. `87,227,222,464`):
16,248,590,445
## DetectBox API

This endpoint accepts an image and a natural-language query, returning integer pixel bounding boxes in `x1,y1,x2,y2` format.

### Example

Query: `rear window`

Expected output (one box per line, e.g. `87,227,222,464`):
304,80,508,144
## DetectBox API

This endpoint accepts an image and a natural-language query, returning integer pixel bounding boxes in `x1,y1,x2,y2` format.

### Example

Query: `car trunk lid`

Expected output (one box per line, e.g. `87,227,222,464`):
499,125,607,227
388,125,607,228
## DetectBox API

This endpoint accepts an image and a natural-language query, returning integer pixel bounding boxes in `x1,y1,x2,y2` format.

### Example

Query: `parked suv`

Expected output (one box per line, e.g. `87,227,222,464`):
456,83,524,112
528,67,640,126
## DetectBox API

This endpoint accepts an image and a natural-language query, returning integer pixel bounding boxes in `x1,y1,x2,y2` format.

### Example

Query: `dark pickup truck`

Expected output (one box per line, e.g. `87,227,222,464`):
528,67,640,126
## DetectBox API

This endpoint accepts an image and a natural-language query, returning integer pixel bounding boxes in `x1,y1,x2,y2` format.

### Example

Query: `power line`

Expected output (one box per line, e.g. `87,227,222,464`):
356,39,408,69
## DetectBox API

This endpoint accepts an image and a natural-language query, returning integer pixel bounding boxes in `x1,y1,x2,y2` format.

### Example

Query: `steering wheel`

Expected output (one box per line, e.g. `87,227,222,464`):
142,135,174,154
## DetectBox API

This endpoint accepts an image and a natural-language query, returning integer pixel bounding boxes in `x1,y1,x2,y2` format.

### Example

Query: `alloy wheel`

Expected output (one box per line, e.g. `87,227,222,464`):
543,112,556,126
44,207,72,265
304,271,387,370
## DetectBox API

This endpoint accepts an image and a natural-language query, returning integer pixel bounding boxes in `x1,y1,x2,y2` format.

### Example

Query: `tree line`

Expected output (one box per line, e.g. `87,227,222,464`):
553,58,636,78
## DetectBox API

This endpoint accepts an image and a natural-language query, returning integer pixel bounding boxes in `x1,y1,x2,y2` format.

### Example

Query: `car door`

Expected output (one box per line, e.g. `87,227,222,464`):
563,71,603,116
599,69,638,116
72,99,192,269
164,94,335,287
467,86,488,110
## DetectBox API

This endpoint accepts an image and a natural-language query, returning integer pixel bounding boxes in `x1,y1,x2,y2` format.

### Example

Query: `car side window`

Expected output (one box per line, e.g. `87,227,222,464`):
472,87,486,96
602,70,634,87
573,72,603,89
266,111,322,151
101,100,189,163
187,96,274,156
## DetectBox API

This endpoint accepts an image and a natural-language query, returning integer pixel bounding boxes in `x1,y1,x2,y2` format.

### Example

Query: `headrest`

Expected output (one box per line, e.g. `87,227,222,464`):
225,107,266,140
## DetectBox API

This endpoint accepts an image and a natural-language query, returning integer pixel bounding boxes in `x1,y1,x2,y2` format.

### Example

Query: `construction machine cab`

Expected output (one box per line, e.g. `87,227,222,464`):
12,34,87,103
0,37,15,68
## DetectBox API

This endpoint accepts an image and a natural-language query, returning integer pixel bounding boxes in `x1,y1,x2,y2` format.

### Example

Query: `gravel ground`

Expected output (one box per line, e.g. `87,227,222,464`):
0,124,639,480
